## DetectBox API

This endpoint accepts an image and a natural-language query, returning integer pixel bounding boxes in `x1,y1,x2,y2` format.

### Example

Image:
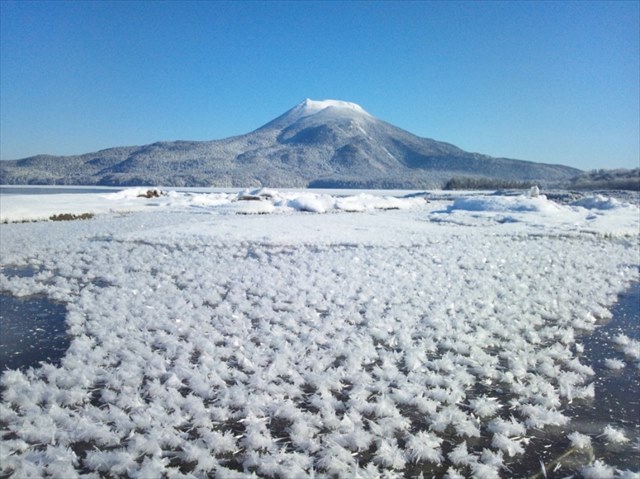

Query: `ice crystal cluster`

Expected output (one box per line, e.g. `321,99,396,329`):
0,189,638,477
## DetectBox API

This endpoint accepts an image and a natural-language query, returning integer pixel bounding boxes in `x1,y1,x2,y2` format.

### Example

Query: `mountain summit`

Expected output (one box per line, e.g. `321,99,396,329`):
0,99,579,188
256,99,373,133
291,99,372,118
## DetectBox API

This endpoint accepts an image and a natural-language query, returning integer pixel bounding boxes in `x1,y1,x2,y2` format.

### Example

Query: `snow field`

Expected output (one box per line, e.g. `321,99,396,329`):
0,191,639,477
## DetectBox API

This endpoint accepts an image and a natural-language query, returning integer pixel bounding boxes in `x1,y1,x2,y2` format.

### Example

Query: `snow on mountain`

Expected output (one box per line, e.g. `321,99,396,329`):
255,98,373,133
0,99,580,188
286,98,373,120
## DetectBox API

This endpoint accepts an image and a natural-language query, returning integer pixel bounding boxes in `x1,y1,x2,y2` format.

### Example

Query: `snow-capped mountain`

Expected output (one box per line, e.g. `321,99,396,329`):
0,99,580,188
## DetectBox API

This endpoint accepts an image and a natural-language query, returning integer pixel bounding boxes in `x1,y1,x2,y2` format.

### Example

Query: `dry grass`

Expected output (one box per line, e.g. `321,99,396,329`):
49,213,95,222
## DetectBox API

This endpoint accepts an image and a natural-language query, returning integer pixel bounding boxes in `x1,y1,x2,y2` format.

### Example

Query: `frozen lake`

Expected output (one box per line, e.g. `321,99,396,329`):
0,291,68,372
0,186,125,195
1,187,638,478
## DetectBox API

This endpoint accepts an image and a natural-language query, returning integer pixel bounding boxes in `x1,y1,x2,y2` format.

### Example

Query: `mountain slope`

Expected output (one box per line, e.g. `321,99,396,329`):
0,99,580,188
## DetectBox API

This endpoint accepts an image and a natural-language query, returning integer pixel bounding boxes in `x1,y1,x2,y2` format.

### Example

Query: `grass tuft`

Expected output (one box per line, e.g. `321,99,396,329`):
49,213,95,222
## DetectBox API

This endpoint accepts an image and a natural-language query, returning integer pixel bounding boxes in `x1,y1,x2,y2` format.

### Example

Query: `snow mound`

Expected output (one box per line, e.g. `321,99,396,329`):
449,195,561,213
282,192,336,213
232,189,426,214
571,195,626,210
101,187,165,200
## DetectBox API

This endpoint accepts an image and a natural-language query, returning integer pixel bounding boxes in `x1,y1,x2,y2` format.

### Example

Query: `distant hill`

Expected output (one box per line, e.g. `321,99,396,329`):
0,99,580,188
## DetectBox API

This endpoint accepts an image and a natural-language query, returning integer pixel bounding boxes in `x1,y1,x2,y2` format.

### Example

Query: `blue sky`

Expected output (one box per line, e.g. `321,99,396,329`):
1,0,638,170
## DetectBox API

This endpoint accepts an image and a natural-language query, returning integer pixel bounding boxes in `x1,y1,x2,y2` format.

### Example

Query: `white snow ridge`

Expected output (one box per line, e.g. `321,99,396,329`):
0,188,638,477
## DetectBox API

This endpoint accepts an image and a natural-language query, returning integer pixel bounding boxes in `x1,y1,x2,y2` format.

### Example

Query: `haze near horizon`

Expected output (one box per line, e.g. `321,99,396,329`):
0,0,638,171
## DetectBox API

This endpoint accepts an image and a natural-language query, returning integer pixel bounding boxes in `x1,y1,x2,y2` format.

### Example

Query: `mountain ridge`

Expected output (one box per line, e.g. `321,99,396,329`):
0,99,581,188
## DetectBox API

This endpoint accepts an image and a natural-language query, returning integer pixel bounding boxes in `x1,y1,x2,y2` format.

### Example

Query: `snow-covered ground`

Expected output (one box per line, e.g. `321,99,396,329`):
0,188,639,478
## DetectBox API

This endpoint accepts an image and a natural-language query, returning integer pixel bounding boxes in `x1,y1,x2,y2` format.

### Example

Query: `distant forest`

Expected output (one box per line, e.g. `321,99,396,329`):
443,176,536,190
445,169,639,191
567,168,640,191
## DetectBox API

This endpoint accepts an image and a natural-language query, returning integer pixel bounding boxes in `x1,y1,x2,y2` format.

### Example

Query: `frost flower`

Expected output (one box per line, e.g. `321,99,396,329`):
580,459,615,479
469,396,501,418
448,441,477,466
567,431,592,449
612,334,630,346
405,431,443,464
491,433,525,457
601,425,629,444
603,358,625,370
623,340,640,360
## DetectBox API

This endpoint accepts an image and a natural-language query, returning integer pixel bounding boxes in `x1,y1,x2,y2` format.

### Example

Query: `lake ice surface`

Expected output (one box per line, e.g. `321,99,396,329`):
0,189,638,478
0,292,68,372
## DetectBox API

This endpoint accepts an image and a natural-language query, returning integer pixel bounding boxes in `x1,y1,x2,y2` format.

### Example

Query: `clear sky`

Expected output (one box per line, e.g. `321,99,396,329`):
1,0,638,170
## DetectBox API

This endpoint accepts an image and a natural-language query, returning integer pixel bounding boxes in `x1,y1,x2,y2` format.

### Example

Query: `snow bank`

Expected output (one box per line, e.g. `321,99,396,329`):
3,188,636,239
0,188,426,223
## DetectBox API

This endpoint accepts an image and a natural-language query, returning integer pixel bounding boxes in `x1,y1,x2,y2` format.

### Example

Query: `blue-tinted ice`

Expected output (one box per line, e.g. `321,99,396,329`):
0,292,68,372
